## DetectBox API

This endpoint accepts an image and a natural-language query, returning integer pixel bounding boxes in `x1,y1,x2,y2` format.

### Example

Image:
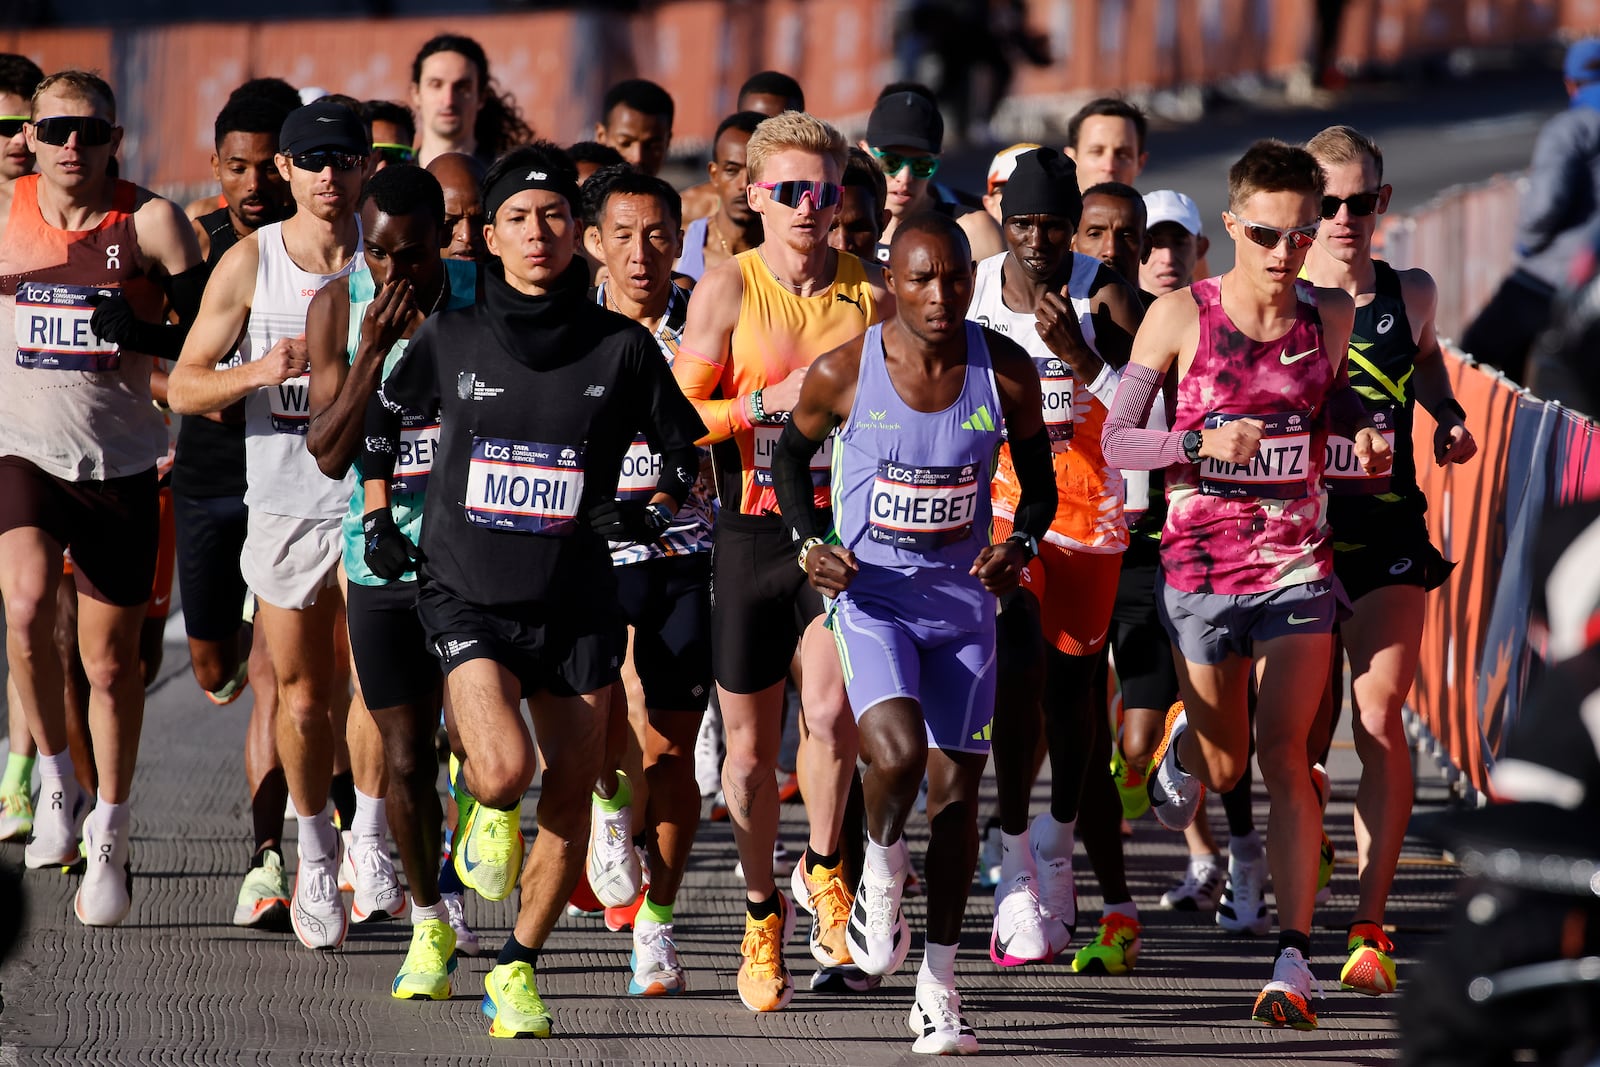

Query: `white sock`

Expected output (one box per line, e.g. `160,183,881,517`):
865,834,906,879
1230,831,1264,862
296,802,338,862
1105,900,1139,922
1033,814,1076,861
37,750,75,784
411,897,447,923
918,941,959,987
92,796,129,831
352,787,386,840
999,831,1036,881
1191,851,1223,873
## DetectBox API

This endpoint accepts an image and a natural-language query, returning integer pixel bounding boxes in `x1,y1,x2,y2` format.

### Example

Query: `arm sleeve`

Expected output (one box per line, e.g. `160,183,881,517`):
1101,362,1190,469
120,263,210,359
636,338,709,508
1083,360,1122,410
359,388,401,485
1007,427,1058,543
672,344,751,444
773,420,830,542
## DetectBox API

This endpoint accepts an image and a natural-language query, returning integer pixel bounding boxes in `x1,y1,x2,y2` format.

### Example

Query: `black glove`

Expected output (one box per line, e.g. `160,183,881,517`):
88,293,139,346
585,499,672,545
363,509,423,581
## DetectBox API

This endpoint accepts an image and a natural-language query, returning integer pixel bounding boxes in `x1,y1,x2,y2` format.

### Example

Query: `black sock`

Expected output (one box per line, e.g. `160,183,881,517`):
804,846,840,872
497,934,540,969
437,856,464,896
746,890,780,921
1277,929,1312,959
329,771,357,829
1220,771,1256,838
248,843,282,871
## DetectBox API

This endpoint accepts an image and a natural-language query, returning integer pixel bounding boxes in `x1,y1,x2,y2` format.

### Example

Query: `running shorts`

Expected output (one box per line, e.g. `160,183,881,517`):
994,516,1122,656
173,492,249,642
711,511,826,694
1157,573,1351,666
1109,550,1179,712
615,553,712,713
347,579,440,710
240,510,341,612
1333,527,1455,604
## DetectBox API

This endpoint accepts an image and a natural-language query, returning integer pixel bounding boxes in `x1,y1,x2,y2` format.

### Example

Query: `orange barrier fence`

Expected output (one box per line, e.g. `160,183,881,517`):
5,0,1598,201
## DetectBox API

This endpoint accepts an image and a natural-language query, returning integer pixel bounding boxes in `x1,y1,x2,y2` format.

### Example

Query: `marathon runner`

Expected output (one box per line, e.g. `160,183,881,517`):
774,212,1054,1054
1065,98,1148,191
410,34,532,167
367,142,704,1038
568,141,626,186
0,70,205,926
361,100,417,170
1102,139,1391,1030
425,151,486,262
1301,124,1476,997
829,147,889,262
1075,182,1148,295
594,79,674,178
981,142,1043,224
674,112,763,282
184,78,302,221
680,72,805,222
672,110,890,1011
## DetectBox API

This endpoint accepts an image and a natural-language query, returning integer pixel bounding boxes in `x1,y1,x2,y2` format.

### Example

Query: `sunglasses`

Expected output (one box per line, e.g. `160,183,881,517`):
0,116,27,138
753,180,842,210
870,147,940,180
1228,213,1319,252
291,149,367,173
374,142,416,165
31,116,114,147
1319,191,1382,219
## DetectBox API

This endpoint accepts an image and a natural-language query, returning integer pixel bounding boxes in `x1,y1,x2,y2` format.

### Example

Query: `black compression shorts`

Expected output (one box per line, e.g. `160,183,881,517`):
615,553,712,712
1109,547,1179,713
1332,527,1455,604
173,491,249,642
347,579,441,710
711,511,825,695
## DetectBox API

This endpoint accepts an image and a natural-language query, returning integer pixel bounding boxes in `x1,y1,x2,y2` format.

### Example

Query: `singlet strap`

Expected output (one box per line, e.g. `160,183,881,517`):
1190,276,1222,308
1373,259,1403,299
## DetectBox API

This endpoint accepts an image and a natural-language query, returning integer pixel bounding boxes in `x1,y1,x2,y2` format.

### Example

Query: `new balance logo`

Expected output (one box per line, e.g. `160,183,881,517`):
961,407,996,431
526,169,547,180
583,384,606,397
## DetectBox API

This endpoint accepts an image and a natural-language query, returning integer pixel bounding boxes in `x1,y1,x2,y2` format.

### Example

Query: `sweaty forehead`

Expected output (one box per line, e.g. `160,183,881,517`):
34,88,110,121
1079,195,1140,226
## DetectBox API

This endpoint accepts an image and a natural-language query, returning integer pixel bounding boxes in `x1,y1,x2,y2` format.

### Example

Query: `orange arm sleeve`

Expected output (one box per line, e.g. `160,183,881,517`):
673,344,751,445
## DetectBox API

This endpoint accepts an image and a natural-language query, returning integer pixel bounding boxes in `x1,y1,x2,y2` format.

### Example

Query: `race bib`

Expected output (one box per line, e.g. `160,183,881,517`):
391,417,439,494
464,437,585,535
1199,411,1312,499
617,435,662,500
752,424,833,488
14,282,120,371
1034,355,1074,448
869,461,980,551
1325,408,1395,496
269,374,311,435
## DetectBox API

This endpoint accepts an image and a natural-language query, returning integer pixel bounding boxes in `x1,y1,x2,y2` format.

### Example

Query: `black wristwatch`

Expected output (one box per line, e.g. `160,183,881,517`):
1181,429,1204,463
1005,532,1039,563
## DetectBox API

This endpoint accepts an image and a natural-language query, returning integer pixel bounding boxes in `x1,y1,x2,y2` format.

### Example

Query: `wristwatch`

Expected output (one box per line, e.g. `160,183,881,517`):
798,536,825,572
1005,532,1039,563
1181,429,1204,463
643,503,673,537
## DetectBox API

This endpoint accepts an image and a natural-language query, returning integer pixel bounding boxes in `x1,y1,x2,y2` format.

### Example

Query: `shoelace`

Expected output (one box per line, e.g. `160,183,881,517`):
1280,951,1326,999
1036,860,1074,918
922,987,964,1029
808,872,853,927
443,894,468,928
998,875,1045,932
1097,912,1140,945
352,837,391,880
863,871,900,935
740,917,783,974
636,922,679,967
500,962,544,1011
476,816,514,867
595,812,633,865
410,924,452,970
302,858,341,906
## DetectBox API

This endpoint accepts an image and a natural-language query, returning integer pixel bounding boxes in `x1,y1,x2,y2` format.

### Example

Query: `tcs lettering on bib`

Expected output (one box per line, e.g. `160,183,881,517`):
465,437,585,535
270,373,312,435
753,424,832,487
1033,356,1075,448
869,461,979,551
15,283,120,371
1199,411,1312,499
1325,408,1394,496
391,417,440,494
616,435,663,500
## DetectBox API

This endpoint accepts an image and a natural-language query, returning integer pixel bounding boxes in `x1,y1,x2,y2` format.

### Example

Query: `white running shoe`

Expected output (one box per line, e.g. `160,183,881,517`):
290,843,348,950
1148,704,1205,831
337,830,357,894
348,833,403,923
587,791,642,909
693,704,723,798
74,815,132,927
908,983,979,1055
847,854,910,976
1216,850,1272,936
1251,946,1324,1030
1030,814,1077,957
989,870,1051,966
24,778,87,869
628,916,687,996
1160,855,1225,911
978,819,1002,889
440,892,481,956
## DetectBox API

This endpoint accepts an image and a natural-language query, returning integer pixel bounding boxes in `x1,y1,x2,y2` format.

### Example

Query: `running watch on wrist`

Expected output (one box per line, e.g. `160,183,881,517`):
798,536,824,571
1004,532,1038,563
1182,429,1204,463
750,388,768,424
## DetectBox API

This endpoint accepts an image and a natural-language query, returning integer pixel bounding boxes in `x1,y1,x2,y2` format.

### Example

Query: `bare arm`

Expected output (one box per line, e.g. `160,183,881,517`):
861,258,896,325
134,193,204,282
977,330,1052,594
168,237,294,414
959,209,1005,264
776,339,863,594
304,281,356,477
1401,267,1477,466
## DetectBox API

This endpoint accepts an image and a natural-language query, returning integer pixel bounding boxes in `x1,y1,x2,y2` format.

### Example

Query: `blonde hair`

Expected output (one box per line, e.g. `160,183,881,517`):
745,110,848,184
1305,124,1383,182
32,70,116,122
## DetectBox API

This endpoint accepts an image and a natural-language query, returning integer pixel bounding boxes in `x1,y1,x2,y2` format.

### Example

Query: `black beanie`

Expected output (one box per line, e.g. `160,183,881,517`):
1001,148,1082,223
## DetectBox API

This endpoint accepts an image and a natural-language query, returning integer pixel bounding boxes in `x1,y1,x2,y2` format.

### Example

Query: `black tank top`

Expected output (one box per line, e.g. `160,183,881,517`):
172,207,247,499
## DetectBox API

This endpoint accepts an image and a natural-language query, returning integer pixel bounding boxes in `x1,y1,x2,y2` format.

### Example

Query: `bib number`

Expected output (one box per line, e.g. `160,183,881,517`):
752,424,833,487
869,461,980,551
1326,408,1395,496
1034,356,1074,448
464,437,585,535
269,374,311,435
617,435,662,500
15,283,120,371
391,418,439,494
1199,411,1312,499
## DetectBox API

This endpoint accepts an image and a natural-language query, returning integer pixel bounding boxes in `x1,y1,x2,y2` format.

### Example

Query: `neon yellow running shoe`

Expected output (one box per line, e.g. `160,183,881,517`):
1110,747,1151,821
0,787,34,842
454,800,523,903
1316,831,1336,905
1340,922,1397,996
392,918,458,1000
1070,912,1142,975
482,960,552,1038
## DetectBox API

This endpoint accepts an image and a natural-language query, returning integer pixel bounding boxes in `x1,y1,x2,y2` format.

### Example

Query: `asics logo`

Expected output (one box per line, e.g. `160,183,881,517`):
1377,313,1395,335
1389,558,1413,575
1286,613,1320,626
1280,347,1318,365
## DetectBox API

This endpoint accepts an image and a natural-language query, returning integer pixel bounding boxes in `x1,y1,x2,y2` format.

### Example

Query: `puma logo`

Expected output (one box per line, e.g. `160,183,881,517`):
835,292,866,315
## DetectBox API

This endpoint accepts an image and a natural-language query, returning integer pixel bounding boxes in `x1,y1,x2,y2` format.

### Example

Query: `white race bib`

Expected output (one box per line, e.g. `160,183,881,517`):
14,282,120,371
1033,355,1074,449
617,435,662,499
464,437,585,535
752,423,833,487
1199,411,1313,499
392,418,439,494
269,374,311,435
868,461,980,551
1326,409,1395,496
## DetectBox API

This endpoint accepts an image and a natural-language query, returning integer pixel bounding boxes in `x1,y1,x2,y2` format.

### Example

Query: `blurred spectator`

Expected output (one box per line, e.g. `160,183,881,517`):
894,0,1048,143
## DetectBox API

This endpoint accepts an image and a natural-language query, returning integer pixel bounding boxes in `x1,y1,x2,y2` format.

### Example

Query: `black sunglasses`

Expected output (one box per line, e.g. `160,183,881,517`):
32,116,114,147
374,142,416,165
1319,191,1382,219
0,116,27,138
291,149,366,173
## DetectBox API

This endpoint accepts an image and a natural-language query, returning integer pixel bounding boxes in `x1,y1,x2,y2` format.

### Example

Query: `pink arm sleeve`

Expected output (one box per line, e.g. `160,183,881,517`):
1101,363,1190,470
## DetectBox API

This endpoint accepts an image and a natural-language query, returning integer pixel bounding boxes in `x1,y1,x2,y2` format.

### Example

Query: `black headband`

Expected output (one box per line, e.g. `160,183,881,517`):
484,164,581,222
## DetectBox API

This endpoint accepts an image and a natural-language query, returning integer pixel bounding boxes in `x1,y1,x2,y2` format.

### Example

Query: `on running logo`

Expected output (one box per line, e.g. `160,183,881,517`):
105,244,121,271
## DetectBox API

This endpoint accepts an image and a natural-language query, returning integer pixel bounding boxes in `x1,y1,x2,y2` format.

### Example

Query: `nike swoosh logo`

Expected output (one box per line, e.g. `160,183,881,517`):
1280,348,1318,365
1287,613,1320,625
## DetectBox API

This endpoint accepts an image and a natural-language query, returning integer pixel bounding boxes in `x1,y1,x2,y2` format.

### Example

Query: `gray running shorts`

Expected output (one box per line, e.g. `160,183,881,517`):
1156,572,1350,666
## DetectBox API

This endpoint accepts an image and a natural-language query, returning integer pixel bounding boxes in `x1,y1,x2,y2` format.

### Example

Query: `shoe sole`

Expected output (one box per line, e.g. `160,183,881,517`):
233,897,291,929
811,965,882,993
352,904,400,925
1072,955,1132,976
481,993,553,1038
1252,991,1318,1030
1147,703,1203,832
455,809,523,903
1340,950,1396,996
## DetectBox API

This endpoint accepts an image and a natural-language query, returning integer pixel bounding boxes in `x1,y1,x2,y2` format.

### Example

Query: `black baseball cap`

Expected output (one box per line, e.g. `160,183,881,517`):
866,91,944,154
279,100,370,156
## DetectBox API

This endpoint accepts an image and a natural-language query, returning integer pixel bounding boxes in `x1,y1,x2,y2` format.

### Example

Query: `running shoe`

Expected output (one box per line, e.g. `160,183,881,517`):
290,843,348,950
1070,913,1142,975
693,708,723,797
1252,947,1323,1030
791,854,855,967
204,660,250,706
1031,815,1077,957
454,800,524,903
233,849,291,928
605,847,650,932
1160,855,1225,911
629,916,686,996
1316,831,1336,906
587,779,641,908
482,960,552,1038
903,864,925,900
811,964,882,993
0,786,34,842
1216,850,1271,936
337,831,357,894
1147,702,1204,831
1110,745,1152,821
710,789,731,822
74,815,132,927
989,869,1051,966
441,892,482,956
777,772,801,804
348,833,404,923
24,779,87,869
566,872,604,918
1340,922,1398,996
736,891,795,1012
908,983,979,1055
847,856,910,976
392,918,457,1001
977,818,1002,889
